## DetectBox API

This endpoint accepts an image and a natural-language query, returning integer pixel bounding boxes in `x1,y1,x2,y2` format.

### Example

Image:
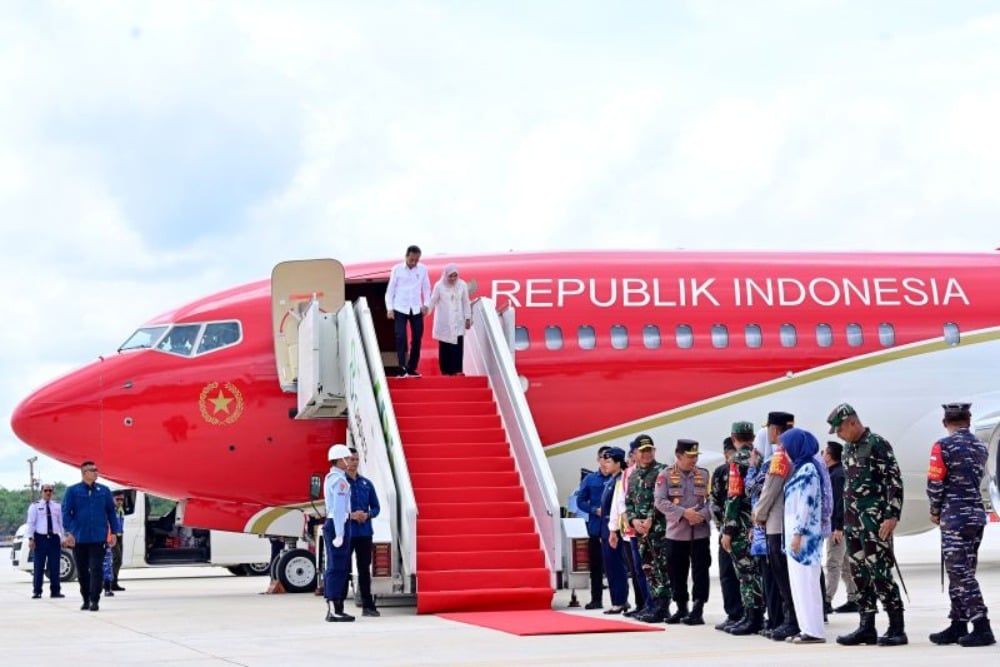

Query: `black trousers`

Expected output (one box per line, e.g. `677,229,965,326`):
664,537,711,605
393,310,424,374
343,535,375,608
73,542,106,603
587,535,604,604
757,554,782,628
718,540,743,620
438,336,464,375
766,533,798,630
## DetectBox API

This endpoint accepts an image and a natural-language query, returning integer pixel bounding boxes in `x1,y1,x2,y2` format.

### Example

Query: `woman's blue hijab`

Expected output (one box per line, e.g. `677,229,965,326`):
781,427,819,471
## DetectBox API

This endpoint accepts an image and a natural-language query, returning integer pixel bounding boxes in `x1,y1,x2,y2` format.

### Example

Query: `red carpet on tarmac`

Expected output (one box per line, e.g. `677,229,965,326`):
437,609,665,636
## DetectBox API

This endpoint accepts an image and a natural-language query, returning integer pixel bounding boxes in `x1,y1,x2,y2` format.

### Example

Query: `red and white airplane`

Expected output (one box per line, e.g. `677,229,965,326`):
10,250,1000,537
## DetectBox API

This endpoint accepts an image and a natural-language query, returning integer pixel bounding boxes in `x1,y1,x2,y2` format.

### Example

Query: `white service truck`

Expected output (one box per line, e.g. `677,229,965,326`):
10,487,272,581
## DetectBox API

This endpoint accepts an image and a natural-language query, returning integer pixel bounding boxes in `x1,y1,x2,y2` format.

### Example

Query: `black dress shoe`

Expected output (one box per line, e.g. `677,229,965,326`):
603,605,628,615
833,601,859,613
362,607,381,617
89,601,99,611
330,612,355,622
105,590,115,597
81,601,90,610
50,593,65,598
32,593,42,599
584,601,603,610
111,584,126,591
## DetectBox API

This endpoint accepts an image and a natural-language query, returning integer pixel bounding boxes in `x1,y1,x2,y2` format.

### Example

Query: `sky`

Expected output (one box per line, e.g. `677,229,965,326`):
2,1,1000,489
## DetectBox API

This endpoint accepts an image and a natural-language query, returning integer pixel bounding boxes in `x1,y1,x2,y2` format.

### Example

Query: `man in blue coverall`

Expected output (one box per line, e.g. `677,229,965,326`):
62,461,120,611
345,447,382,617
576,446,611,609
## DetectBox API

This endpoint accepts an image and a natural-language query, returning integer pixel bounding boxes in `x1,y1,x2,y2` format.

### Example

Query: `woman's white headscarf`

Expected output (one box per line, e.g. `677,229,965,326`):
436,263,460,288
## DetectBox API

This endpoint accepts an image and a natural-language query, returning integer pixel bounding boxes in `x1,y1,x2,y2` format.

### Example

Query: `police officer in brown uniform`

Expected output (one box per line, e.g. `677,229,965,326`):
654,439,713,625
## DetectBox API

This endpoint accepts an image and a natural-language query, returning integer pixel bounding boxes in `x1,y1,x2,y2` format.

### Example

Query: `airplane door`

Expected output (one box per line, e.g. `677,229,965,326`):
346,280,397,372
271,259,346,392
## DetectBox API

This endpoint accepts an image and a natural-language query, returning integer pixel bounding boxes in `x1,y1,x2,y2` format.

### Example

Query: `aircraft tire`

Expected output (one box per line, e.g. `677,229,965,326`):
275,548,317,594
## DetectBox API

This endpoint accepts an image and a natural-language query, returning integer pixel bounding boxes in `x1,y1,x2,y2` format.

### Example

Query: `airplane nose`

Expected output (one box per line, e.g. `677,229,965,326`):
10,363,103,467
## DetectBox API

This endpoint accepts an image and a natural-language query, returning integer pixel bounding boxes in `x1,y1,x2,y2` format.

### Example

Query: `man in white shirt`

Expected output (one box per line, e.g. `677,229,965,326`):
385,245,431,377
26,484,66,599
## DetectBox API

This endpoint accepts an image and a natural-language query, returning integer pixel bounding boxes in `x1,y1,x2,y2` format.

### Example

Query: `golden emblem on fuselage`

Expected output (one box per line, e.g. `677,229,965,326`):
198,381,244,425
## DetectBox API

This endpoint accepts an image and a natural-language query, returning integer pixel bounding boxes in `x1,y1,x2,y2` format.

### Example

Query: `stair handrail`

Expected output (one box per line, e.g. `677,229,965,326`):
466,297,562,585
352,297,418,585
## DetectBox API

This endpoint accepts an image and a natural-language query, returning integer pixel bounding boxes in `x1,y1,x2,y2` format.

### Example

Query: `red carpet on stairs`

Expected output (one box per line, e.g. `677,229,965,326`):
390,375,555,614
437,610,665,636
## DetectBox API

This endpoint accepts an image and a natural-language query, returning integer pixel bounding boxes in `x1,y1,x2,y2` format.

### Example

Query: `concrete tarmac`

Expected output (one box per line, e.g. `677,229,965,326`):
3,526,999,666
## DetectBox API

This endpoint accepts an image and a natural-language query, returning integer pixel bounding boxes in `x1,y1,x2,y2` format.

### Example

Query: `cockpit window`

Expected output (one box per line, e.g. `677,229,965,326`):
119,326,169,352
156,324,202,356
197,321,242,354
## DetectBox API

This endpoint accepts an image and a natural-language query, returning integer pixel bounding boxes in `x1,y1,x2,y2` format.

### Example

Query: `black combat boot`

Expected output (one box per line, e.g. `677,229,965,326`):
929,620,967,645
877,609,908,646
728,608,764,636
664,602,688,624
715,616,738,632
682,601,705,625
958,618,996,647
639,599,670,623
836,611,878,645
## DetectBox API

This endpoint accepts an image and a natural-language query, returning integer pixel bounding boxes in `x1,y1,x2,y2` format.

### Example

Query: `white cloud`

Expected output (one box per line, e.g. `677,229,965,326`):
3,2,1000,486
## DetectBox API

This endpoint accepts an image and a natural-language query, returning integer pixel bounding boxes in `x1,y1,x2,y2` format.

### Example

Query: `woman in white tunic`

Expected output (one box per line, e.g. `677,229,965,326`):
781,427,827,643
428,263,472,375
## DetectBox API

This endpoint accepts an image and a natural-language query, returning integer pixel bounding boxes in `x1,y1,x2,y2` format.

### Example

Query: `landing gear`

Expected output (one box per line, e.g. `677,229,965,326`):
275,548,317,593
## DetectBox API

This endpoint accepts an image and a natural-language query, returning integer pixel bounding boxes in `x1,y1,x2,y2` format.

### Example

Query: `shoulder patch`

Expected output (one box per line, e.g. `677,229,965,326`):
927,442,946,482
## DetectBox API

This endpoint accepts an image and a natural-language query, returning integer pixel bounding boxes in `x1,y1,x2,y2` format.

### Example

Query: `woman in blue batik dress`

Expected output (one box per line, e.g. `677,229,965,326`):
781,427,827,643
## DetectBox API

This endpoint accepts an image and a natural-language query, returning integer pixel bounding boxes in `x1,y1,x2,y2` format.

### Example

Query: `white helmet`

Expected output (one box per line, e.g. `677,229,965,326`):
327,444,351,461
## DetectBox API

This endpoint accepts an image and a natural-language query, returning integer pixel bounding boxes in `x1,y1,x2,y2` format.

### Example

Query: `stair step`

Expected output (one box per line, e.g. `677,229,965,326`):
411,471,520,489
418,533,540,552
417,517,536,536
406,457,514,474
415,486,524,504
401,428,506,444
417,587,554,614
391,388,493,403
405,443,511,459
397,414,501,431
394,401,497,418
419,568,551,591
419,501,529,520
418,549,546,571
387,375,487,389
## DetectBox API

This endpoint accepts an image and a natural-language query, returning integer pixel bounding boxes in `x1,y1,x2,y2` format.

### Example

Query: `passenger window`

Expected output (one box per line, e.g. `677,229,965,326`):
711,324,729,348
846,323,864,347
877,323,895,347
943,322,960,346
544,325,563,351
197,321,242,354
156,324,202,356
577,325,596,350
514,325,530,351
744,324,762,349
610,325,628,350
779,323,797,348
675,324,694,349
642,325,661,349
815,323,833,348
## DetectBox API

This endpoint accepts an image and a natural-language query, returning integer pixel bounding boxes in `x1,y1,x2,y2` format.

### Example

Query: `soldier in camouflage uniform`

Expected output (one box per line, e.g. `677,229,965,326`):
711,438,743,629
827,403,907,647
927,403,995,647
625,434,671,622
720,421,765,635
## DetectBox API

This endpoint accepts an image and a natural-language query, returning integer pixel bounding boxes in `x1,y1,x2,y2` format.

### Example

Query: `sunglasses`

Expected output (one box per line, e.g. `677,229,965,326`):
42,488,54,492
83,467,98,473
